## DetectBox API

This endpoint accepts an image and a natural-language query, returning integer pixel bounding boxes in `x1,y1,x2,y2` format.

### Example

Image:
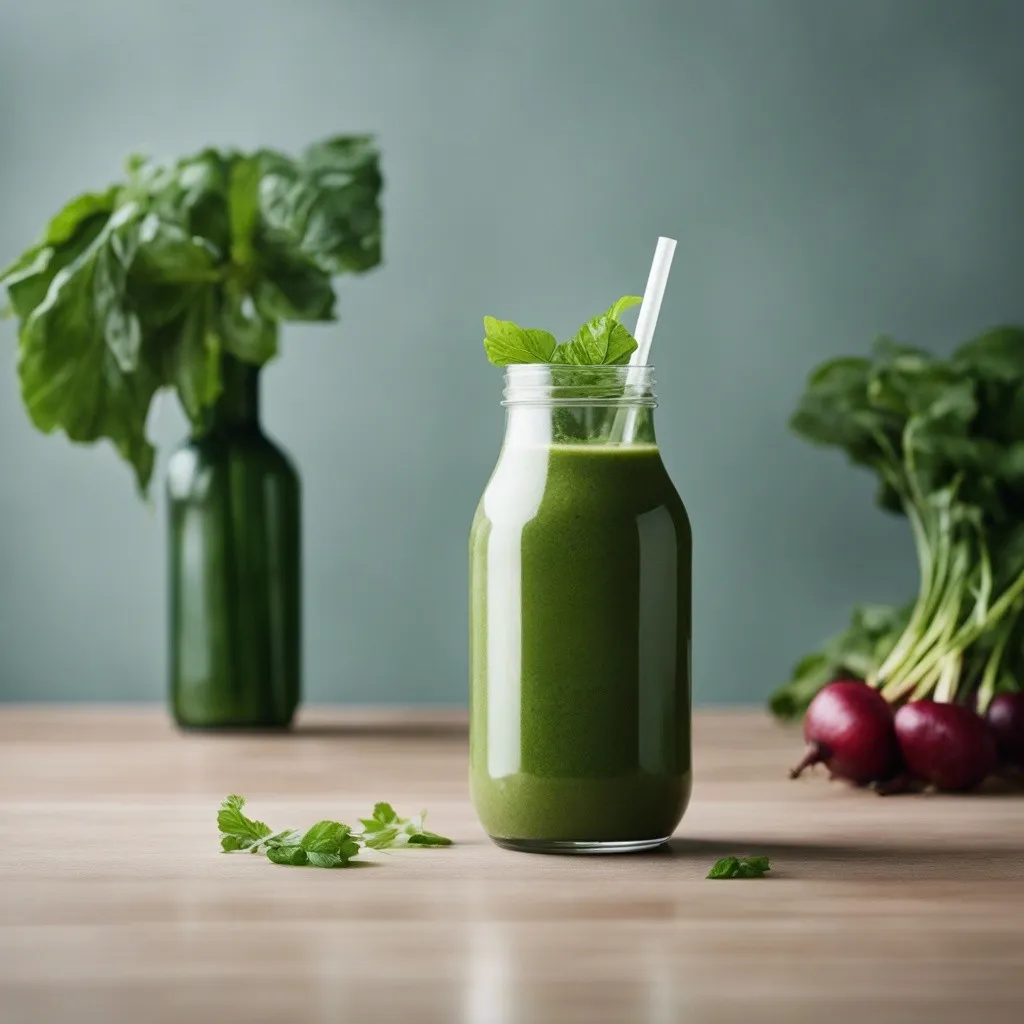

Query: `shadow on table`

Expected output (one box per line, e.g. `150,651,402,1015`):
290,720,468,740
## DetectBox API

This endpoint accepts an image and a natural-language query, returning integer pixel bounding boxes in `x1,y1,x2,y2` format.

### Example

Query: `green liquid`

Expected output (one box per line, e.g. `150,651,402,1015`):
470,443,692,846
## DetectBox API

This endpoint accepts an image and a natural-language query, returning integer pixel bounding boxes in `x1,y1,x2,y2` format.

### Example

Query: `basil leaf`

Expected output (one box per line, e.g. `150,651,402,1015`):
149,288,222,422
259,135,382,274
228,156,261,266
18,207,159,492
221,283,278,364
44,188,120,247
2,212,112,319
134,213,218,284
253,243,336,321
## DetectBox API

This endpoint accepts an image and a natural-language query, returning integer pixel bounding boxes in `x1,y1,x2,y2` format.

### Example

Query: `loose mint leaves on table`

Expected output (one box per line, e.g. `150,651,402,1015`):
217,795,452,868
0,136,382,495
359,801,453,849
706,856,772,879
482,294,642,366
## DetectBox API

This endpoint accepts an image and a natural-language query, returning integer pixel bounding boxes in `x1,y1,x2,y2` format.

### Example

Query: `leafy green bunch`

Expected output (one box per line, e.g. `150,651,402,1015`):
482,294,642,367
771,328,1024,718
0,136,383,494
217,795,451,869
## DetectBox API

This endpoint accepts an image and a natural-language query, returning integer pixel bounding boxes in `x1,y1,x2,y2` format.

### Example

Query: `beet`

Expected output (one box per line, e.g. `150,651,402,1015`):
985,693,1024,767
790,680,901,786
894,700,997,792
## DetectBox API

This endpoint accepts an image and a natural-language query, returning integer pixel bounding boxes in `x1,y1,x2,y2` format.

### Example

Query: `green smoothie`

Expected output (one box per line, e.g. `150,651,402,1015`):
470,442,692,850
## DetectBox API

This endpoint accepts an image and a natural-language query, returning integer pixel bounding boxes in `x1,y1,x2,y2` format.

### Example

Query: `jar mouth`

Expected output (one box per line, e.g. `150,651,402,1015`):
502,363,657,407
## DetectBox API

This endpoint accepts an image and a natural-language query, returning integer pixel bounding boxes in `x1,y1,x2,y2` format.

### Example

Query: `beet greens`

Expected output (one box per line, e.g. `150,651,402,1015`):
772,328,1024,719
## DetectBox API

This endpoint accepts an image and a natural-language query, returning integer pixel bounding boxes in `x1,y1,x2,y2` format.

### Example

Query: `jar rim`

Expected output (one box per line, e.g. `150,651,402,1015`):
502,363,657,408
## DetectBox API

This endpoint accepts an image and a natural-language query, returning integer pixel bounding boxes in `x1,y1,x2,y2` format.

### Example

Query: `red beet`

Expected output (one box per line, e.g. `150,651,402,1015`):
894,700,997,792
790,680,901,786
986,693,1024,767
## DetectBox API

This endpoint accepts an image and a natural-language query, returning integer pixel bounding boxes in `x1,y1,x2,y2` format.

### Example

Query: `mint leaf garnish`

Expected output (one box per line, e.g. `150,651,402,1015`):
218,796,452,868
484,295,641,367
300,820,360,865
359,803,453,850
707,855,772,879
482,316,557,365
267,845,308,866
217,794,273,852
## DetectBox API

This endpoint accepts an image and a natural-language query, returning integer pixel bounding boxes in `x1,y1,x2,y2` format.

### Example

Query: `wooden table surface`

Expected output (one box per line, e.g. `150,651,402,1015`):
1,707,1022,1024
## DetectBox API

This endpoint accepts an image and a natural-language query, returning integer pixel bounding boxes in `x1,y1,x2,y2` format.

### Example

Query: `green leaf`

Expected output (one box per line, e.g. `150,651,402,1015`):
361,826,400,850
371,802,398,825
44,188,120,247
706,857,741,879
228,156,261,266
133,213,218,284
267,845,309,866
300,820,350,854
253,243,336,321
221,283,278,364
298,820,360,864
482,316,557,366
554,303,640,366
953,326,1024,383
2,214,113,320
217,794,273,851
305,851,345,868
17,206,159,493
258,135,383,274
152,289,222,422
608,294,642,321
707,855,771,879
359,804,452,850
769,603,911,720
406,832,453,847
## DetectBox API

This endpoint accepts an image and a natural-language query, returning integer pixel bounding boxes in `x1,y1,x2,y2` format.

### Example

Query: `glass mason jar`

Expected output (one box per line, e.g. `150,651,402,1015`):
469,364,692,853
167,355,301,729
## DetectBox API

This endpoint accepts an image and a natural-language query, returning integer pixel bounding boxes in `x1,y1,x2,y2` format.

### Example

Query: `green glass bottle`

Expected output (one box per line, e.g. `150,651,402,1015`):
167,355,301,729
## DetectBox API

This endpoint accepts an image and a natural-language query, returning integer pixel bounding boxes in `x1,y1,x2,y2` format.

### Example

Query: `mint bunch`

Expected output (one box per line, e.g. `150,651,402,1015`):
217,795,452,869
482,294,641,367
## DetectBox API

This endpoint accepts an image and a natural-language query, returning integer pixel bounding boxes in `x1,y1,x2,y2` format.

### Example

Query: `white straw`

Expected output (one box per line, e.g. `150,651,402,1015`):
621,236,676,443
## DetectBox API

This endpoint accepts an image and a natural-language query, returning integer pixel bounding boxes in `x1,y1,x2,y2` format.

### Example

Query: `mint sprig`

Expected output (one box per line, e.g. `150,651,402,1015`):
217,795,453,868
706,855,772,879
359,801,454,849
482,295,641,367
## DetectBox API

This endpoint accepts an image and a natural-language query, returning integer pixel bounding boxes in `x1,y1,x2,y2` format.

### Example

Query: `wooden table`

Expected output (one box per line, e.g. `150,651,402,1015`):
1,708,1022,1023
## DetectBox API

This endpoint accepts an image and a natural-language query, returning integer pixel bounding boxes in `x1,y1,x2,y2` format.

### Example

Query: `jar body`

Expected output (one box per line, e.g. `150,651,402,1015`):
469,366,692,852
167,360,301,729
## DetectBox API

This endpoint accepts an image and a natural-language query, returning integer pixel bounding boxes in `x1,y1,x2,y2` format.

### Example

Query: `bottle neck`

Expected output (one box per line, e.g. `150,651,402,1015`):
503,404,657,448
501,364,658,448
204,355,261,431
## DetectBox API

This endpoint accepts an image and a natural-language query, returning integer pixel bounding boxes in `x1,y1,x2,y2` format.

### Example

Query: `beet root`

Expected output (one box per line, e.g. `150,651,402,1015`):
790,680,901,786
985,693,1024,768
894,700,997,792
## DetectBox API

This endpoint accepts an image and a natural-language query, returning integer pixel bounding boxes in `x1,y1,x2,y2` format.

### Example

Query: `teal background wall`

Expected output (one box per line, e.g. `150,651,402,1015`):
1,0,1022,705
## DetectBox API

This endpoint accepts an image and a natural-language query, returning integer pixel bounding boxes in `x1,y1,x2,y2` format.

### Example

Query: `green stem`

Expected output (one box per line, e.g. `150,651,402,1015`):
977,602,1020,712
